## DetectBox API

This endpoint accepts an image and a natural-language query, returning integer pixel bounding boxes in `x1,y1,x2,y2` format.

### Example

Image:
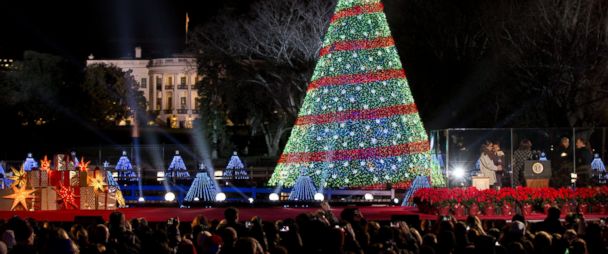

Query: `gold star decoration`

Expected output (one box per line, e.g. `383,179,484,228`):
57,184,79,209
40,155,51,172
9,166,27,188
78,157,91,172
3,184,36,211
88,173,107,193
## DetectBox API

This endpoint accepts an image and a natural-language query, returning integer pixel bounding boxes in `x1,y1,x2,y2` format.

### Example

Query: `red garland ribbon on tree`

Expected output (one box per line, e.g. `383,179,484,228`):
296,103,418,125
307,69,405,91
330,2,384,23
278,141,429,164
319,37,395,57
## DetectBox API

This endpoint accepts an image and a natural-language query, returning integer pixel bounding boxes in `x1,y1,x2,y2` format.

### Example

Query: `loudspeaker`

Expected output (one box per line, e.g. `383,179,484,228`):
74,216,104,225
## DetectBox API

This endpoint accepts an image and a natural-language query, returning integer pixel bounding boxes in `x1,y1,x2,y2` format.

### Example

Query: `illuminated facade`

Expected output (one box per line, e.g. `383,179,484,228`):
86,47,200,128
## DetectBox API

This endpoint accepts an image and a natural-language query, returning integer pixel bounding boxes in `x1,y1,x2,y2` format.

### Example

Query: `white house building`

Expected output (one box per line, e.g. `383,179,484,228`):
86,47,200,128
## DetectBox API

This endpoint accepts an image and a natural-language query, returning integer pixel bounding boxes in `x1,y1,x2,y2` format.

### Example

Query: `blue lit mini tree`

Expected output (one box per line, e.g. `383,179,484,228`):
591,153,606,184
288,169,318,201
0,163,9,189
23,153,38,171
224,152,249,180
184,163,218,202
115,151,137,181
167,150,190,178
401,176,430,206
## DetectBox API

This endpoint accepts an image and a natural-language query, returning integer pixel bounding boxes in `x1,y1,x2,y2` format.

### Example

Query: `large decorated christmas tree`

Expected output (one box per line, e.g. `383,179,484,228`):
269,0,444,188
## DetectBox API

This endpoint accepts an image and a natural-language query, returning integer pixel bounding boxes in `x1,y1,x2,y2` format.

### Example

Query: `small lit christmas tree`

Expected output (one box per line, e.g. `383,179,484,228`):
289,169,318,201
167,150,190,178
115,151,137,181
401,176,430,206
269,0,441,188
23,153,38,171
591,153,606,184
184,163,218,202
0,163,8,189
225,152,248,180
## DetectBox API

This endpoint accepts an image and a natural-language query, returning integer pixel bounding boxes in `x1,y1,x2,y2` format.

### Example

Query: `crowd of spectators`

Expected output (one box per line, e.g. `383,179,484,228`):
0,204,606,254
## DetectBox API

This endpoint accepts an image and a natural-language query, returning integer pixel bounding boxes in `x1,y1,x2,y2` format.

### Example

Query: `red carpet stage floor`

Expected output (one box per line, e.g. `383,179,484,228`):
1,207,605,222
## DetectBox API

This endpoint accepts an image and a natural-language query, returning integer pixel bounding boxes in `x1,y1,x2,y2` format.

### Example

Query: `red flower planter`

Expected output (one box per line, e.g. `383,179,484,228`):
454,203,465,217
561,203,571,214
543,203,555,214
592,204,606,214
501,203,514,216
579,203,589,214
468,203,480,216
438,205,450,216
523,203,533,216
483,205,496,216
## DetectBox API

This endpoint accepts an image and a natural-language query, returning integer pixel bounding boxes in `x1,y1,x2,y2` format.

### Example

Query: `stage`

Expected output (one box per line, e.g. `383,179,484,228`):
1,206,605,223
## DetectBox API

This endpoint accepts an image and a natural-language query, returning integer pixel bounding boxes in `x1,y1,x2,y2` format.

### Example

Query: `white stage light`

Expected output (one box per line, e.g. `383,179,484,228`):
453,166,465,179
164,192,176,202
193,197,200,202
364,193,374,201
248,197,254,204
314,192,325,201
215,192,226,202
138,197,145,202
393,198,399,204
269,193,279,201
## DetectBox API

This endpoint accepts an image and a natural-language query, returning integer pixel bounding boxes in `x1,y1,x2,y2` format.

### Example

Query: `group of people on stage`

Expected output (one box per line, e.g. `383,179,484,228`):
479,136,597,189
478,140,506,188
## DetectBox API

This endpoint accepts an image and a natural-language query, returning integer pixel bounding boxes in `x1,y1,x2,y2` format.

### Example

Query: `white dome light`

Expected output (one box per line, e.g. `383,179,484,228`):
138,197,145,202
269,193,279,201
314,193,325,201
215,192,226,202
248,197,254,204
193,197,200,202
164,192,176,202
393,198,399,204
364,193,374,201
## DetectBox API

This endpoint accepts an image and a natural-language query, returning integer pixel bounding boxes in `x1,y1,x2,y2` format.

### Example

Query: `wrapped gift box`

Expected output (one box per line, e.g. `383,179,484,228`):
54,154,68,171
79,187,95,210
28,170,49,188
57,186,80,210
50,171,79,187
34,187,57,211
97,191,117,210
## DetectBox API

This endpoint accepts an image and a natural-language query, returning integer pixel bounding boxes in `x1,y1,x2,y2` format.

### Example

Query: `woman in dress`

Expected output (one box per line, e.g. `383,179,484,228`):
513,139,532,186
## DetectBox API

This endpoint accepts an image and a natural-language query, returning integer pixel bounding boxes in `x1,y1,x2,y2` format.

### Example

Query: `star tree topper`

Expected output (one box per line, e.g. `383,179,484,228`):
3,184,36,211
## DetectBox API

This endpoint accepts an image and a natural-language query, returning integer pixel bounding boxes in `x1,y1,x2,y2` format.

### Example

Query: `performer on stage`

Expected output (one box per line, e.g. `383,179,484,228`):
513,139,533,186
575,137,593,187
551,136,572,187
479,141,499,188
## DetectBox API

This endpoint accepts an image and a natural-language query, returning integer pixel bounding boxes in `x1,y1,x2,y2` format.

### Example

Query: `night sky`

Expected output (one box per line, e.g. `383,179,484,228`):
0,0,229,62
